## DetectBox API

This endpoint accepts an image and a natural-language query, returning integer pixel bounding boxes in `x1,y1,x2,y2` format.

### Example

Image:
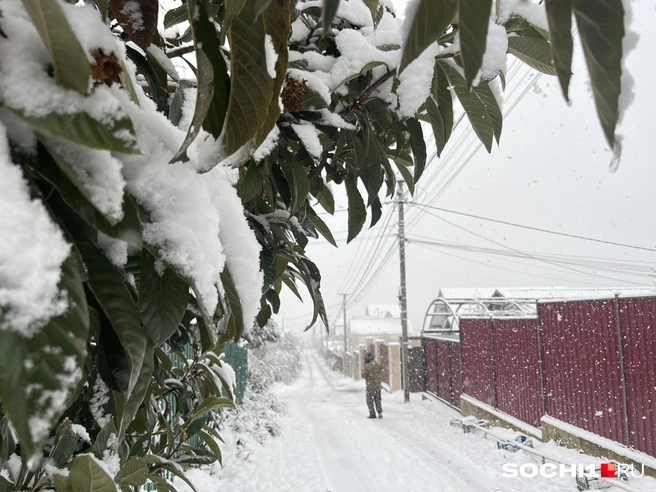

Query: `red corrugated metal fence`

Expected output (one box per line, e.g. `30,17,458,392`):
619,297,656,456
492,318,542,428
424,338,438,395
539,299,628,445
423,294,656,458
460,318,495,407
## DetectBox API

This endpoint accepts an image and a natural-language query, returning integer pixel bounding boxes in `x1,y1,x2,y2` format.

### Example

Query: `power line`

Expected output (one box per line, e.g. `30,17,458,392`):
409,203,656,253
410,242,622,286
417,208,653,286
406,236,656,280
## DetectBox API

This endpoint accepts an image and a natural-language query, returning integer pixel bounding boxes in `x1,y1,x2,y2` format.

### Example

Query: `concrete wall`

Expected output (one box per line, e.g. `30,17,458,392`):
388,343,401,392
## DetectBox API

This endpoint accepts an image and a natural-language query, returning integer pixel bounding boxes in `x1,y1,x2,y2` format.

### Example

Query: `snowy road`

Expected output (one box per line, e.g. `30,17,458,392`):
203,350,656,492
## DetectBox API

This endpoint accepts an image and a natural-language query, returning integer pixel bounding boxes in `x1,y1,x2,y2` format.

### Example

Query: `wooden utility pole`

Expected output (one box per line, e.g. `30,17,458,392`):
397,182,410,403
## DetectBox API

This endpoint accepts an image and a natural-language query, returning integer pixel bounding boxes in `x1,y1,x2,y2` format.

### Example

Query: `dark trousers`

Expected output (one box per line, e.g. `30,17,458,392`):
366,387,382,416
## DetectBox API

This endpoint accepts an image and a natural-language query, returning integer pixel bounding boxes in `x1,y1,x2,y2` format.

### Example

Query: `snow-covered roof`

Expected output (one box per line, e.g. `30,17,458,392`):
494,287,656,300
349,316,413,335
437,288,497,299
364,304,400,318
437,287,656,301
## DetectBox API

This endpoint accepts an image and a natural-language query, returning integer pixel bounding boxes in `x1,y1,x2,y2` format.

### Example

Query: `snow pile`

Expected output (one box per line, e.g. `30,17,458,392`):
45,138,127,222
476,21,508,85
497,0,548,31
0,121,70,337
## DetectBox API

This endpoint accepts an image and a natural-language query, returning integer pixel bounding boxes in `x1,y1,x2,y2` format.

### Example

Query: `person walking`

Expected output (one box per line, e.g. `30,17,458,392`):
361,352,383,419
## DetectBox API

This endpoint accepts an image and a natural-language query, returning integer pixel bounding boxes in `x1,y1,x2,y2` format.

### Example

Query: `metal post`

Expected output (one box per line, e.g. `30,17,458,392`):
397,182,410,403
536,304,547,419
614,295,632,447
339,293,349,356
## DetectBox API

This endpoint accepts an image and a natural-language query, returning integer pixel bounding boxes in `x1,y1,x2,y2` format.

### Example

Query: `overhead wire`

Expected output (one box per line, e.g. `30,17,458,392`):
415,208,654,286
409,204,656,253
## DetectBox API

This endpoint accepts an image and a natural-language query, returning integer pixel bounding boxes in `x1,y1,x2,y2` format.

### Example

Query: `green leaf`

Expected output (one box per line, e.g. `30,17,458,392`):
507,36,556,75
139,251,189,347
92,420,119,461
394,160,415,196
169,80,194,127
53,474,69,492
111,0,158,49
68,454,117,492
194,396,236,418
198,429,223,466
425,96,446,158
573,0,624,148
340,61,390,87
164,4,188,29
281,275,303,301
311,182,335,215
406,117,427,182
125,46,168,113
0,254,89,459
459,0,493,86
369,196,382,228
195,2,231,140
121,344,154,439
440,62,494,152
504,15,549,39
545,0,574,100
222,4,274,156
308,213,337,247
22,0,91,93
50,420,85,468
279,151,311,212
93,0,108,21
255,0,292,146
238,163,264,203
429,61,454,157
322,0,341,33
399,0,458,73
363,0,378,23
170,50,214,163
474,82,502,144
220,268,245,340
75,235,148,425
9,107,139,154
345,177,366,243
148,474,177,492
121,456,148,487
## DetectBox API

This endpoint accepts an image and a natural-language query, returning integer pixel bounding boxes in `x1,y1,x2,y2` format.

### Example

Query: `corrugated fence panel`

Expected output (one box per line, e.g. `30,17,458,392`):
620,297,656,456
451,342,463,408
539,300,627,445
436,341,451,403
424,339,438,396
492,318,542,428
460,318,495,407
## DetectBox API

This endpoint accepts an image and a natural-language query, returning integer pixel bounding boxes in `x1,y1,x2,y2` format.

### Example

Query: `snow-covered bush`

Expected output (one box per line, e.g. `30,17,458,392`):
0,0,628,488
248,321,302,393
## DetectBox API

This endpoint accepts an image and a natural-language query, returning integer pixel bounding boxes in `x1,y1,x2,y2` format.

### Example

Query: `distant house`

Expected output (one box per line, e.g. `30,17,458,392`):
348,304,413,348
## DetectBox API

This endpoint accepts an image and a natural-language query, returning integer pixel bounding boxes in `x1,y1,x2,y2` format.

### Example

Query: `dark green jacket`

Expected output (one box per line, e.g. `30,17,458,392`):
362,361,382,387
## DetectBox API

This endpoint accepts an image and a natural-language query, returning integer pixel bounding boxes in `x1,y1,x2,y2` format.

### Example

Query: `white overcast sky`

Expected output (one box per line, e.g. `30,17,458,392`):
278,0,656,335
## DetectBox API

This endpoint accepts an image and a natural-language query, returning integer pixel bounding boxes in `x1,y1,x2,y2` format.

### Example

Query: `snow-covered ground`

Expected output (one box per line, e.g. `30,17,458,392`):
179,351,656,491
